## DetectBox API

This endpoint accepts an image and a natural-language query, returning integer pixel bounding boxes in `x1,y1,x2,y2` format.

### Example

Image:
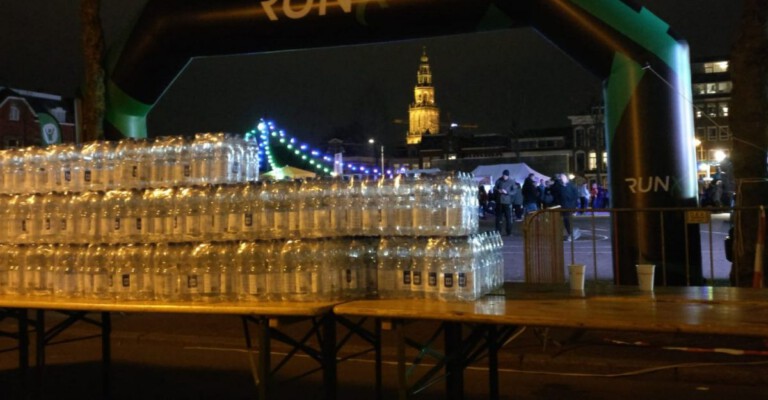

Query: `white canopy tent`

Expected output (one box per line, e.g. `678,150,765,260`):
260,165,317,180
471,163,550,185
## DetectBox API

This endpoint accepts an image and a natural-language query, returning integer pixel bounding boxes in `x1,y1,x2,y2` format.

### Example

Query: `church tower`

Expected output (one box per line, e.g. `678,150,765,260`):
407,47,440,145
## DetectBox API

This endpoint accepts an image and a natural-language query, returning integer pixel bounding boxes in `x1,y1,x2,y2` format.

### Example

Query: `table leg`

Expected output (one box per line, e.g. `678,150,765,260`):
18,309,29,395
321,314,337,400
35,309,45,399
102,312,112,399
487,325,499,400
395,320,407,400
444,322,463,400
257,317,271,400
375,319,382,400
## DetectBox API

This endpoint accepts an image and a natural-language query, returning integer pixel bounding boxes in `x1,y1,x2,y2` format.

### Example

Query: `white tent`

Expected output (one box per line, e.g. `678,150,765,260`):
471,163,549,185
260,165,316,180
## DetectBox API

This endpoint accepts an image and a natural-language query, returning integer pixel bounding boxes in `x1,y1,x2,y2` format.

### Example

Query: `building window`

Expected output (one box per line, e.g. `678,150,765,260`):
706,103,718,118
602,151,608,171
574,127,585,148
719,102,729,117
707,126,718,141
575,151,586,172
719,126,731,141
588,152,597,171
703,61,729,73
9,105,20,121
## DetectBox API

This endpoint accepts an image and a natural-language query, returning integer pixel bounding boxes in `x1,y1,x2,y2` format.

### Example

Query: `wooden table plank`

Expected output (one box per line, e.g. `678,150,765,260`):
0,295,341,317
335,286,768,338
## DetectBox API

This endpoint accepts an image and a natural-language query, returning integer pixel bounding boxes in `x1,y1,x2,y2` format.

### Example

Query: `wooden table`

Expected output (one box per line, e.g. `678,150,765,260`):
334,283,768,399
0,296,342,400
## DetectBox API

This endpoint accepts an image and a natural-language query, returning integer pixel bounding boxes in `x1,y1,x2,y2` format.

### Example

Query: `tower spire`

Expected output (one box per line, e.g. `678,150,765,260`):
407,47,440,145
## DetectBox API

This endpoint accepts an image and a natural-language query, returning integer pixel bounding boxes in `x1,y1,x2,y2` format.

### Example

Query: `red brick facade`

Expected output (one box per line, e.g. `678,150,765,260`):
0,89,77,149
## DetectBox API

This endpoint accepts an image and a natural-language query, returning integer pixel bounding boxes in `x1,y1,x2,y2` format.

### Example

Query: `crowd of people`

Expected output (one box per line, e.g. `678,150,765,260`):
479,171,610,240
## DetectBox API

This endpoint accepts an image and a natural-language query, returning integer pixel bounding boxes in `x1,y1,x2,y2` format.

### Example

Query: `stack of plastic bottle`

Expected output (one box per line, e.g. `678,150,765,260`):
0,134,503,302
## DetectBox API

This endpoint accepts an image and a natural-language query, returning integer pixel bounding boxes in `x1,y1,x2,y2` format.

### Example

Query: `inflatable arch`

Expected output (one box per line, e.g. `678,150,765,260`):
106,0,702,285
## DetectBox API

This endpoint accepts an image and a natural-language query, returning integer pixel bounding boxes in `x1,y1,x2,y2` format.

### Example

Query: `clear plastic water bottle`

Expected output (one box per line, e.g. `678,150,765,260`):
0,244,11,294
80,141,114,192
409,238,426,299
244,136,260,182
281,239,316,301
345,177,363,236
146,188,172,243
438,238,458,301
6,245,26,295
190,133,214,185
286,180,301,239
422,238,442,300
56,192,76,243
360,178,378,236
7,148,27,194
393,237,414,298
376,238,397,299
153,242,180,302
257,181,275,240
376,176,395,236
264,240,282,301
56,144,77,193
236,241,268,301
197,242,222,302
53,245,79,297
24,146,49,193
18,194,42,244
319,239,342,300
456,237,477,301
216,242,237,302
411,175,431,236
394,175,414,236
24,244,55,296
39,193,59,244
82,243,110,299
112,244,143,300
167,187,185,241
206,185,230,241
181,186,207,241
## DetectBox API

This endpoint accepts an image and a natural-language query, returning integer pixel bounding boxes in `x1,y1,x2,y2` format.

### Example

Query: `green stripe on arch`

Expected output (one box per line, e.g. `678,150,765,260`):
569,0,680,69
604,52,646,143
105,80,152,139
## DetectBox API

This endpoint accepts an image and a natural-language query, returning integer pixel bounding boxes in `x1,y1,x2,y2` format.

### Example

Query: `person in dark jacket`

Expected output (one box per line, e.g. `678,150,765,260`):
493,169,515,236
522,173,540,215
550,173,579,241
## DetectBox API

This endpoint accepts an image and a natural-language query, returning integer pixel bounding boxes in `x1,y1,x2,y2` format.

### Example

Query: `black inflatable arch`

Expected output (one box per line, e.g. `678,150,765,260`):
106,0,702,285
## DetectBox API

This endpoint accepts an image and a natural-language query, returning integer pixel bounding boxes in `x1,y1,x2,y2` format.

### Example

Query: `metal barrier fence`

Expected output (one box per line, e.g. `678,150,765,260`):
521,206,755,287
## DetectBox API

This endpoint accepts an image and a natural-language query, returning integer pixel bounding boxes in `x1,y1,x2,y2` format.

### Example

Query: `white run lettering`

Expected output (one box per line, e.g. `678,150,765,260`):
261,0,353,21
625,176,672,194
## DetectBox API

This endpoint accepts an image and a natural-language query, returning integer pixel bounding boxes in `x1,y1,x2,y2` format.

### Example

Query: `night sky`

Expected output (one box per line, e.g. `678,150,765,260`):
0,0,741,149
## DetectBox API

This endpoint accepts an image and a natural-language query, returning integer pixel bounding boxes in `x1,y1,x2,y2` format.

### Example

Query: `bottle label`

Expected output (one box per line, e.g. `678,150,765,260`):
84,170,92,182
427,272,438,288
121,274,131,288
402,270,412,285
188,275,198,288
458,272,467,288
443,273,454,288
244,213,253,227
344,269,358,289
412,271,422,286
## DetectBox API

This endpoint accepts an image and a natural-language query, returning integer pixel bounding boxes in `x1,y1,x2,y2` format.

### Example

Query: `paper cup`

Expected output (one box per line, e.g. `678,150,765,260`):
636,264,656,291
568,264,586,291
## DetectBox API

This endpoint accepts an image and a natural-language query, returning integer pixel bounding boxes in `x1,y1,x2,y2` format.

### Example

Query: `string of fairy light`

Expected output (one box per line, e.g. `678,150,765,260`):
249,119,385,178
